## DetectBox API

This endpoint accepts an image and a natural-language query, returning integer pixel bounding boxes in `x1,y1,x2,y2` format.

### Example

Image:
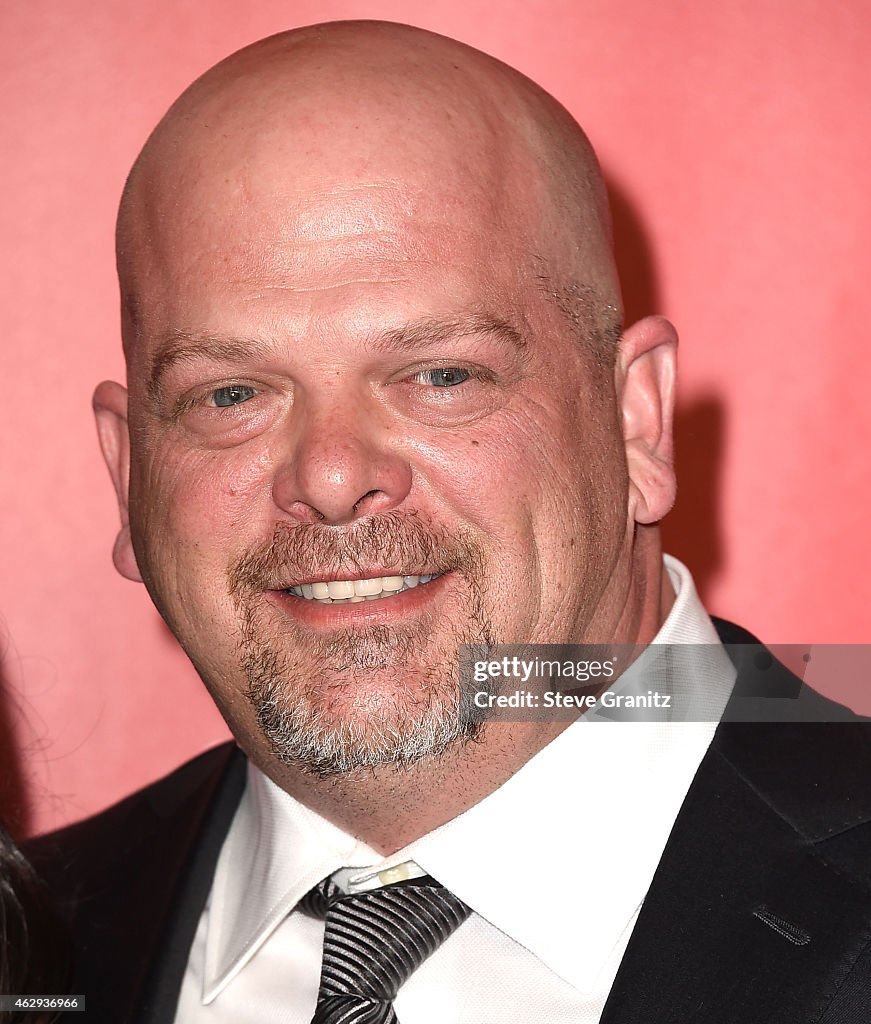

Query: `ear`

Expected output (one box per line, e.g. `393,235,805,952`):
615,315,678,525
93,380,142,582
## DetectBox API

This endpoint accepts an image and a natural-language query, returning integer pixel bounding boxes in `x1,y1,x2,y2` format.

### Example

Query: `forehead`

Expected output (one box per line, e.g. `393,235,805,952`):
123,143,544,354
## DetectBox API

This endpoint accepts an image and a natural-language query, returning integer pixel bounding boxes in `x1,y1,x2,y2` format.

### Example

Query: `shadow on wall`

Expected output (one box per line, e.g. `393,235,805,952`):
662,398,725,602
607,176,725,602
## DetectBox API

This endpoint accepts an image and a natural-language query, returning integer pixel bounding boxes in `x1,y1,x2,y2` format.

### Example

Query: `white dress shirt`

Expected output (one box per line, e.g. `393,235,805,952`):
175,555,736,1023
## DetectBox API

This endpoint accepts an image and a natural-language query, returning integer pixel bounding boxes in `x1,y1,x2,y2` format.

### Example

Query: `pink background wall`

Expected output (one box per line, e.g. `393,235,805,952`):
2,1,869,838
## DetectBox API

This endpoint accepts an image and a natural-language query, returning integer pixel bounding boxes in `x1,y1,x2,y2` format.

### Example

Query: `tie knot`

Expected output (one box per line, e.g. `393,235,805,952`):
297,874,345,919
301,872,471,1023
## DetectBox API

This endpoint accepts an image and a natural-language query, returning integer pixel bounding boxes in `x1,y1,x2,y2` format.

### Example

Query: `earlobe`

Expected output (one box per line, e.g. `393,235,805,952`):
93,380,143,582
615,315,678,525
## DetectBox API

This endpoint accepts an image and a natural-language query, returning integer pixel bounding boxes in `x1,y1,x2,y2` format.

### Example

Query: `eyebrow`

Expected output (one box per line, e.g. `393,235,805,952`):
370,313,528,356
147,313,527,403
147,332,274,404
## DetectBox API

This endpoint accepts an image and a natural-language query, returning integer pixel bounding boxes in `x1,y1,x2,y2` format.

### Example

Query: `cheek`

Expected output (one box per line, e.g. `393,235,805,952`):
128,442,280,669
413,405,617,529
403,409,582,620
410,402,627,595
130,440,277,570
408,418,539,537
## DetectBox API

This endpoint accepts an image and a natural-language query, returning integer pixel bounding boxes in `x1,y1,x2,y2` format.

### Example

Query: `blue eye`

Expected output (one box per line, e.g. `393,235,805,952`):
212,385,256,407
415,368,470,387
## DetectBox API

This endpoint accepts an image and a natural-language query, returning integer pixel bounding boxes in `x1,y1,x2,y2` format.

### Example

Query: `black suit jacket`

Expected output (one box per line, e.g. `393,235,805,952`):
28,621,871,1023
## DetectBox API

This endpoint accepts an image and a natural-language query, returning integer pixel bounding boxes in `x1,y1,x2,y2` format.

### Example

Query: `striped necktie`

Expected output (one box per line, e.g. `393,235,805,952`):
299,873,471,1023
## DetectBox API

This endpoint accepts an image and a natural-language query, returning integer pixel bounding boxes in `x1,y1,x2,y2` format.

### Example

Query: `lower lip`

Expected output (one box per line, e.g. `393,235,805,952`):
267,573,451,627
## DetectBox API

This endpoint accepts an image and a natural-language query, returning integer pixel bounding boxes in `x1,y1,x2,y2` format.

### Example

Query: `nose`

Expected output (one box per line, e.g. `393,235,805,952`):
271,395,412,525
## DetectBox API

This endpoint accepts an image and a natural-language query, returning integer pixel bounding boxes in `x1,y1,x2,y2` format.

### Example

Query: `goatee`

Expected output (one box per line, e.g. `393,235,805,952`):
228,512,497,777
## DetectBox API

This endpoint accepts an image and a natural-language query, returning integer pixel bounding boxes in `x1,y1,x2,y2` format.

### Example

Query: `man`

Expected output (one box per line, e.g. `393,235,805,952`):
29,20,871,1024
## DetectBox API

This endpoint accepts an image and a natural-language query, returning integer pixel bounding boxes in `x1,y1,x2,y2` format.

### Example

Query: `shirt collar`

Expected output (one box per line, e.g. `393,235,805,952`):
202,770,383,1001
202,554,735,999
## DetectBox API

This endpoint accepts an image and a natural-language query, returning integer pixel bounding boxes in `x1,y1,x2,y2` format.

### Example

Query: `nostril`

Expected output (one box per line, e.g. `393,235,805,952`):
288,501,326,524
352,490,381,515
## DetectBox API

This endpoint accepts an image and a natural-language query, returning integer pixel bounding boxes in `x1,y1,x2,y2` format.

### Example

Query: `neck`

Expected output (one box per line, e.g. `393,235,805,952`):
260,715,571,853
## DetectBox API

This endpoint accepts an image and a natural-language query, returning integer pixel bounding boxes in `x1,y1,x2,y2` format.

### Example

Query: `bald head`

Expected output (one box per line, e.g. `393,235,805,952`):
116,21,621,366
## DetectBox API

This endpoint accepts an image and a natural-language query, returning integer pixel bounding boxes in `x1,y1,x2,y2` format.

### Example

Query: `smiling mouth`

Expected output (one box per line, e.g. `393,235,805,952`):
285,573,444,605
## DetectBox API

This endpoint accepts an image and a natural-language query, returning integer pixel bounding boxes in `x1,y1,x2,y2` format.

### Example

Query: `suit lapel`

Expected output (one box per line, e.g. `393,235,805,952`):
601,721,871,1023
135,744,247,1023
39,742,247,1024
601,622,871,1024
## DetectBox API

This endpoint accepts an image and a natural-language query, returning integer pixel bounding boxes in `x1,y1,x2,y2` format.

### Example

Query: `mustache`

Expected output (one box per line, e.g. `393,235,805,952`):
228,511,484,593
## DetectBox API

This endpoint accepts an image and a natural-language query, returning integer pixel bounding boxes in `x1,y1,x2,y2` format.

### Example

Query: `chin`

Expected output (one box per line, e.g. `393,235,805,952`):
241,636,493,778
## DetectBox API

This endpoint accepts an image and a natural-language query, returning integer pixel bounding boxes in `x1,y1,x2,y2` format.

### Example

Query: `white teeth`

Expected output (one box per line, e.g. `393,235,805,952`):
353,578,383,597
288,574,441,604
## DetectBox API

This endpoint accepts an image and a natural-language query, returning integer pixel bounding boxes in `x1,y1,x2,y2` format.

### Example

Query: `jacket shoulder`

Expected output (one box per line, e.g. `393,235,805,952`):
24,743,245,1023
712,618,871,848
26,742,239,889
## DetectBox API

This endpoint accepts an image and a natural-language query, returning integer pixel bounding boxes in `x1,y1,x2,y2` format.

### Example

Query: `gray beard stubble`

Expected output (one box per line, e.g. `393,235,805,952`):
229,514,497,777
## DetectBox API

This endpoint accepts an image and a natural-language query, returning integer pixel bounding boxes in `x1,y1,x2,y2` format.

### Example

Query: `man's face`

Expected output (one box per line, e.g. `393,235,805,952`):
114,146,629,777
